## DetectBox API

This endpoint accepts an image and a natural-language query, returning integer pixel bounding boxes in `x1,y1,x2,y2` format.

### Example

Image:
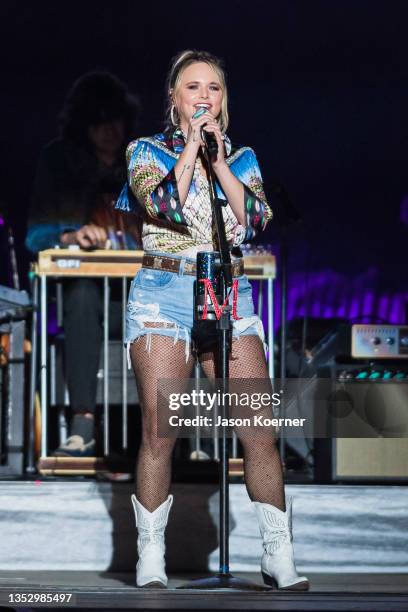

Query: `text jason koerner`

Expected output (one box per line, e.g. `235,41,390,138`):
168,415,306,427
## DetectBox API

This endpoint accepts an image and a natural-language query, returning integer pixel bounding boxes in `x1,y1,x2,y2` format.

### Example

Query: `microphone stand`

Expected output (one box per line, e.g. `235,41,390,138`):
179,144,268,591
270,182,302,465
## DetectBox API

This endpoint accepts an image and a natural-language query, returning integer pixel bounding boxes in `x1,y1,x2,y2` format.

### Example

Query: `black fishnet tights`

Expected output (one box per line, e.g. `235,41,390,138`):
130,335,194,512
131,333,285,513
200,335,286,511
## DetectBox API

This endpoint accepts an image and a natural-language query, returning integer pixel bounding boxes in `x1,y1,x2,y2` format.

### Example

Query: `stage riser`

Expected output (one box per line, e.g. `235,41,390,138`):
0,483,407,573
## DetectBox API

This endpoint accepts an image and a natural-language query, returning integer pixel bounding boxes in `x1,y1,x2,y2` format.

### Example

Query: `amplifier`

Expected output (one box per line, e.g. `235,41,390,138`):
352,324,408,359
334,438,408,480
313,362,408,482
283,322,408,481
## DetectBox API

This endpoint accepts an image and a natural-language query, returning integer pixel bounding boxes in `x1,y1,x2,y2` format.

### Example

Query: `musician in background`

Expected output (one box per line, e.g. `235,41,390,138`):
26,72,141,456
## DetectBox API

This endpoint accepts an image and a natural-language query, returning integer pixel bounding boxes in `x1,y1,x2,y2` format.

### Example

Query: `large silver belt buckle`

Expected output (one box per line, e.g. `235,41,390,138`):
184,261,195,275
153,257,163,270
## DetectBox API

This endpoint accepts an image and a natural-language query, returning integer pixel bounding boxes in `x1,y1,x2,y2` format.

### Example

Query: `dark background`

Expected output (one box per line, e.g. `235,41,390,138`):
1,0,407,301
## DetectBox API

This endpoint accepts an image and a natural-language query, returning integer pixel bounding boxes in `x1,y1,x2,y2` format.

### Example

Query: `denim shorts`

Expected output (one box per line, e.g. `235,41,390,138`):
126,251,265,362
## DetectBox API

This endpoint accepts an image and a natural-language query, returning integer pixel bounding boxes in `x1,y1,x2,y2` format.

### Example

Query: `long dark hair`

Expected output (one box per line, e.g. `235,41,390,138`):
59,71,140,145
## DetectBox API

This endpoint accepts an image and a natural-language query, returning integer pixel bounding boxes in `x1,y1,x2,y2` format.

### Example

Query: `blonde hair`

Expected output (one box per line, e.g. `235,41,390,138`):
166,50,229,133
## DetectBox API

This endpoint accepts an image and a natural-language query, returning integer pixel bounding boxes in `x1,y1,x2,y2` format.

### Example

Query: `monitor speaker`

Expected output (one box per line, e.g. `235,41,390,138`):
333,438,408,480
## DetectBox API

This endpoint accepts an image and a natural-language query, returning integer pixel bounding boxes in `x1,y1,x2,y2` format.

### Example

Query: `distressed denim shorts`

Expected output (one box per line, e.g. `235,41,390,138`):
126,251,265,363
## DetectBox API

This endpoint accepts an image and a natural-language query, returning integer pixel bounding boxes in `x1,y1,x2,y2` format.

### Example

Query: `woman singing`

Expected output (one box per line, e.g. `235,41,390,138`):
116,50,309,591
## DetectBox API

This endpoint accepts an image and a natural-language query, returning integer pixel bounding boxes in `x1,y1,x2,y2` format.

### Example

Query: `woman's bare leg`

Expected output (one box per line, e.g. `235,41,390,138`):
131,335,194,511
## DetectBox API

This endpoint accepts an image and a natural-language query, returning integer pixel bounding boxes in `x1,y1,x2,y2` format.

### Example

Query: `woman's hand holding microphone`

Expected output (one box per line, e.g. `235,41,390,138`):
185,107,226,169
175,106,228,205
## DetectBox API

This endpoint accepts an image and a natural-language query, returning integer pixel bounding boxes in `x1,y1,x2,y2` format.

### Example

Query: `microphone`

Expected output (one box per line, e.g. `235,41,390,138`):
201,126,218,162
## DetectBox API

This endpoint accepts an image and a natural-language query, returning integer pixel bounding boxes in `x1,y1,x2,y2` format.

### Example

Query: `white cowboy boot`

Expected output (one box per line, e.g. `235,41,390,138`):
131,494,173,588
252,497,309,590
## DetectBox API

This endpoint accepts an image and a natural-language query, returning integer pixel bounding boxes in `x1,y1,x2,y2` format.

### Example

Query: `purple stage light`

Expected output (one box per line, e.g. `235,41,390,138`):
257,263,406,334
378,295,389,321
400,195,408,225
348,297,360,320
390,295,403,323
362,291,374,316
311,301,321,317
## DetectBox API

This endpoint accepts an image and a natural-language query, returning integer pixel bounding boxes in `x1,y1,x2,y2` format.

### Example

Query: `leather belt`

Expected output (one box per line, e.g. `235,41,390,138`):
142,254,244,277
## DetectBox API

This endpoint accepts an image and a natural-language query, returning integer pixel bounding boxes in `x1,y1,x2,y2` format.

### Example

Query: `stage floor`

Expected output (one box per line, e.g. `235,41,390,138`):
0,571,407,611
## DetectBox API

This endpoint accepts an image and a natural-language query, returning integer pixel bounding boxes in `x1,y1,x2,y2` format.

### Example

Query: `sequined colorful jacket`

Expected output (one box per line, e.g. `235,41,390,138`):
115,128,272,253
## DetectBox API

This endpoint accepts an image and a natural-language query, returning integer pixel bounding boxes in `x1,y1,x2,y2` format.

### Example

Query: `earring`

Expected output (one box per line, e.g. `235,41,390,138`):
170,104,178,126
